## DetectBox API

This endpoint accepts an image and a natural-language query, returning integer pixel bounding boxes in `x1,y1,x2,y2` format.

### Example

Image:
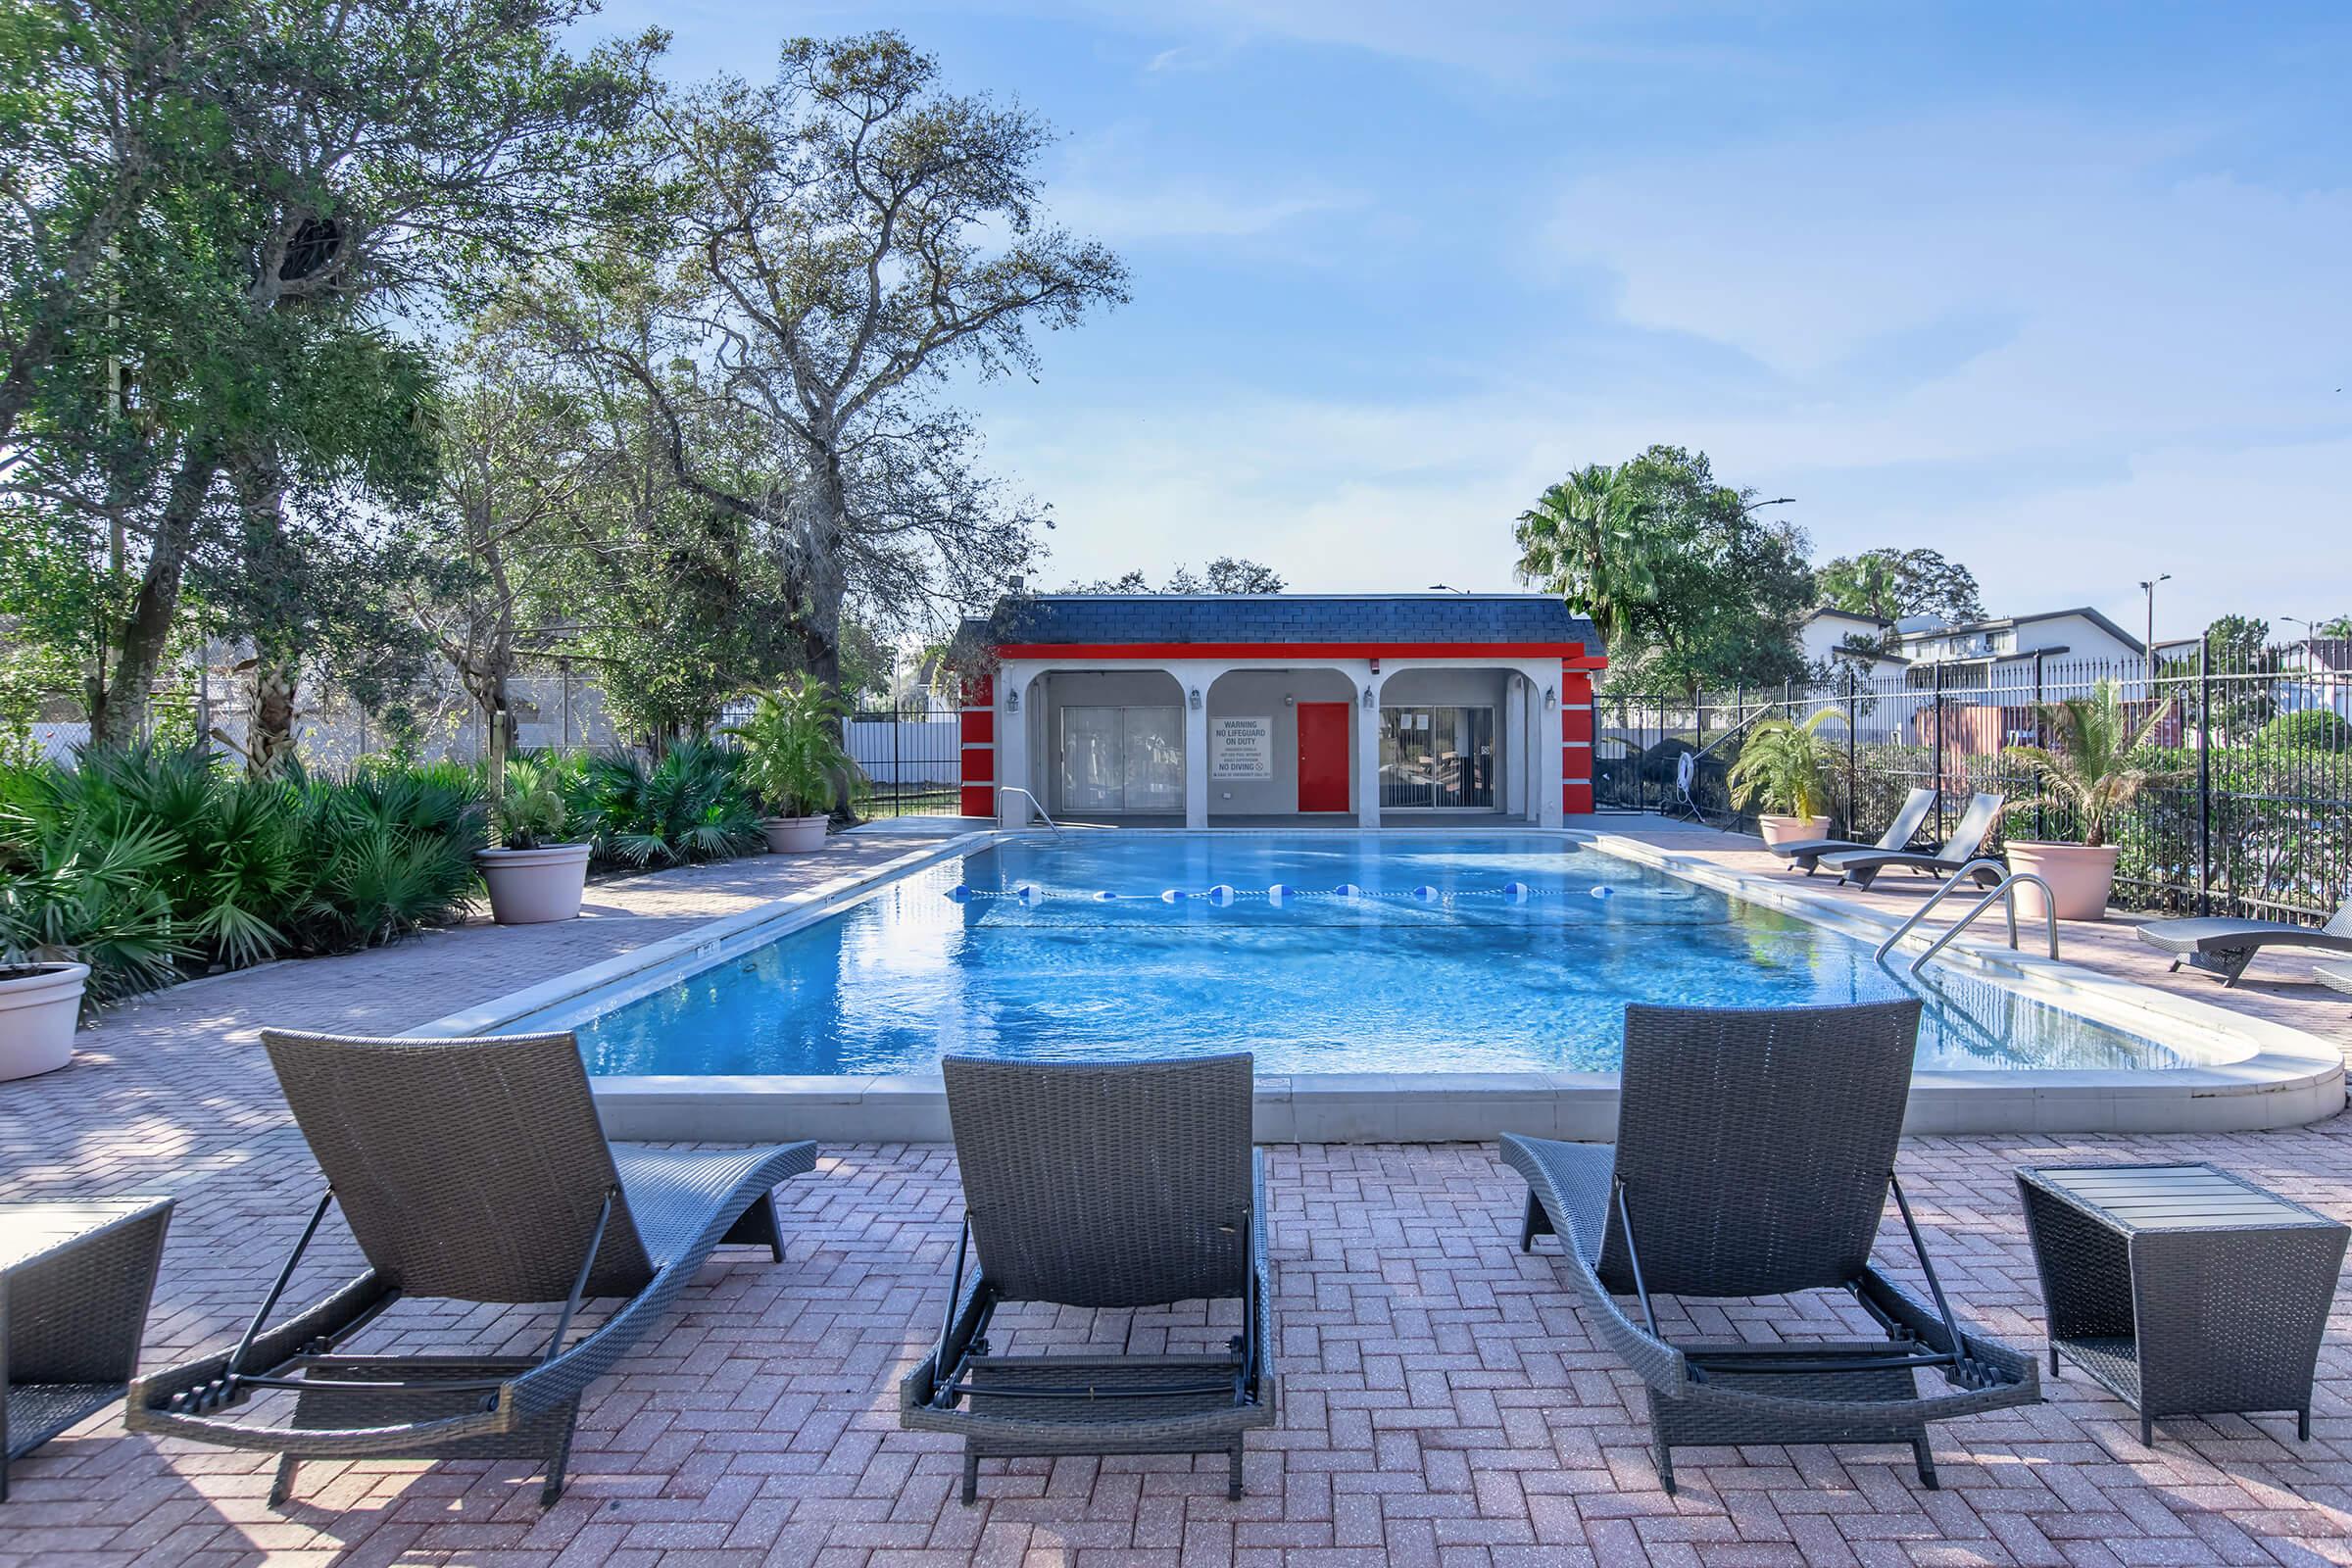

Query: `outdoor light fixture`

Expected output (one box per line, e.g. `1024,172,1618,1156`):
1361,686,1376,710
1284,694,1296,707
1544,686,1558,710
1005,687,1020,713
1189,687,1202,710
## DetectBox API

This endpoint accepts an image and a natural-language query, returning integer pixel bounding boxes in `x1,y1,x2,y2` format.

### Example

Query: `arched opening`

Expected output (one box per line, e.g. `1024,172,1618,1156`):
1203,667,1359,821
1374,667,1529,820
1035,668,1187,820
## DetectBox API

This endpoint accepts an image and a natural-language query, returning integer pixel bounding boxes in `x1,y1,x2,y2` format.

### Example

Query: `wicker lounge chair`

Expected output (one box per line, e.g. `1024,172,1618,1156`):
2319,961,2352,997
1819,793,2006,891
126,1030,815,1506
902,1054,1276,1504
2134,900,2352,986
1503,1001,2038,1495
1770,787,1936,874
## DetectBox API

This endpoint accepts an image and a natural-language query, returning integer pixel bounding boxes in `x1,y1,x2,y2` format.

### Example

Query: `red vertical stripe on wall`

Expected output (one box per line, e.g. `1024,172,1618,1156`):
958,785,996,817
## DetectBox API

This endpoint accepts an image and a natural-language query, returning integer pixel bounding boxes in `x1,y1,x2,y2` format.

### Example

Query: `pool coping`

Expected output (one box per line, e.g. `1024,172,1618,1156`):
416,825,2347,1142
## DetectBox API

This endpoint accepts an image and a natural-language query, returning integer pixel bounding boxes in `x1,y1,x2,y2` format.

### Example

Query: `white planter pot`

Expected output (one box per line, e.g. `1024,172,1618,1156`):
476,843,592,925
2005,841,2121,922
0,961,89,1082
762,815,828,854
1756,813,1832,848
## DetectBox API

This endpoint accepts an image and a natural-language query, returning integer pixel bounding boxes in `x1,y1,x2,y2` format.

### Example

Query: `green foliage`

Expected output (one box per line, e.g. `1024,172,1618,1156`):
1513,464,1657,652
2258,710,2352,753
4,745,484,990
2203,615,2272,670
1814,548,1984,629
571,739,761,868
1061,559,1287,594
2002,680,2183,849
491,757,574,849
0,771,185,1009
1727,710,1840,818
724,679,861,817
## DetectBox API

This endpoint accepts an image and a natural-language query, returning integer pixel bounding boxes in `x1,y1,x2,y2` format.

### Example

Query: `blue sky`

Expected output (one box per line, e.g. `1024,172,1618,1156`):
587,1,2351,642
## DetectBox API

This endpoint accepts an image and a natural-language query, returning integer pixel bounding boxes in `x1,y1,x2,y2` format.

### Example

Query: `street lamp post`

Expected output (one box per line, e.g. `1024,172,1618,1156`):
2138,574,2171,693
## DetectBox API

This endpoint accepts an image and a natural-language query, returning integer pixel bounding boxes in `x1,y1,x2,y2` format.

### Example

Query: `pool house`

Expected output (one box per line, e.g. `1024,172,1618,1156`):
956,593,1608,827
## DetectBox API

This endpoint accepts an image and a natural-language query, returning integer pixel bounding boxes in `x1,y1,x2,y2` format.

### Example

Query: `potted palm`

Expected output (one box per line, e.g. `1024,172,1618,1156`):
2002,680,2179,921
1727,710,1839,848
726,678,859,853
0,808,182,1080
475,758,591,924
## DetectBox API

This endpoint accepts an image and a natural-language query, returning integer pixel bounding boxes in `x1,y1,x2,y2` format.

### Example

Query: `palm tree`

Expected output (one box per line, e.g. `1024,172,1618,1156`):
1512,464,1657,651
2003,679,2180,848
1726,710,1839,819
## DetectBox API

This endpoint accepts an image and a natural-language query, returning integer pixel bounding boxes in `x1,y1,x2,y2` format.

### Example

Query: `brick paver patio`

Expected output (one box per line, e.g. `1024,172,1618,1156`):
3,825,2349,1566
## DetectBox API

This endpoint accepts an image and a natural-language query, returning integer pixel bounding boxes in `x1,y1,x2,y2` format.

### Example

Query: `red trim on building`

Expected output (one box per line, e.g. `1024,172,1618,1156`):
958,785,996,818
994,641,1605,665
958,709,994,744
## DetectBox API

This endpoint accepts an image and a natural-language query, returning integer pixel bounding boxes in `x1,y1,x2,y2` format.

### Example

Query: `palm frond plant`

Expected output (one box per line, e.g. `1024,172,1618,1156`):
1512,463,1659,651
1998,679,2184,920
1725,710,1840,820
491,757,575,850
0,796,186,1010
2002,680,2181,849
724,678,864,819
574,740,763,869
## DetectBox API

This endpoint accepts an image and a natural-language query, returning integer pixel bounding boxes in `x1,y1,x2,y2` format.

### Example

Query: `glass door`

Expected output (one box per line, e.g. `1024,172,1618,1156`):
1379,707,1496,808
1059,705,1185,812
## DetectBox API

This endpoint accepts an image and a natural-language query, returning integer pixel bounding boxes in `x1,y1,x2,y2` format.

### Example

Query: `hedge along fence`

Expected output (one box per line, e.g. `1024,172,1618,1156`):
1595,641,2352,924
0,739,773,1012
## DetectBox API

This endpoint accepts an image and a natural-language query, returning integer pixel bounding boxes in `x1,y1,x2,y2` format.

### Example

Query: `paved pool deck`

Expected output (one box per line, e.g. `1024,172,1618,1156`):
1,819,2348,1567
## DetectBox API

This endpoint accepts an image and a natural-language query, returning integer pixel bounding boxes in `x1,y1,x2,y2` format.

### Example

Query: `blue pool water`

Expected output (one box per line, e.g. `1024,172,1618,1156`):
558,834,2193,1077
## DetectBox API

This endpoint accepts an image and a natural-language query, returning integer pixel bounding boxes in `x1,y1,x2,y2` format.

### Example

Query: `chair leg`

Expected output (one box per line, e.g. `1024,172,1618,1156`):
268,1454,300,1508
1912,1434,1938,1490
721,1191,787,1262
2299,1407,2311,1443
1518,1191,1552,1252
2141,1413,2154,1446
540,1413,577,1507
1654,1436,1677,1496
1228,1442,1244,1501
960,1447,979,1505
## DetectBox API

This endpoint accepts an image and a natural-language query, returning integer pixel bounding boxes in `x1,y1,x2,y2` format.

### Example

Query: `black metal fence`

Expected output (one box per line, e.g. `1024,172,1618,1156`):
1596,641,2352,925
845,697,962,817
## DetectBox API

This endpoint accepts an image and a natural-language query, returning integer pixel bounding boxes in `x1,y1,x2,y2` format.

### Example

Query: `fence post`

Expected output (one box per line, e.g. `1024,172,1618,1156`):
1844,667,1857,835
2196,640,2212,916
1931,661,1945,844
2032,652,2045,842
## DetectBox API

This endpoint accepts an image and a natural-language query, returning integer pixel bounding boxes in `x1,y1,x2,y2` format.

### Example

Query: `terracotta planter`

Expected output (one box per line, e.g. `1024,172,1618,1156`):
476,843,591,925
2005,841,2121,922
761,815,828,854
0,961,89,1082
1756,813,1832,848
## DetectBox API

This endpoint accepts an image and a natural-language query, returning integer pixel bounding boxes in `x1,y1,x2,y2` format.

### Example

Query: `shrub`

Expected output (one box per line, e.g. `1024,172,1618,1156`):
0,770,185,1010
492,757,574,850
572,738,762,868
2257,710,2352,753
724,678,862,817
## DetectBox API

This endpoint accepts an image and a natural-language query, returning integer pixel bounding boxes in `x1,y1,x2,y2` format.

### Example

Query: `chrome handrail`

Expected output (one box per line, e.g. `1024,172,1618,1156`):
1873,858,2060,975
996,786,1061,834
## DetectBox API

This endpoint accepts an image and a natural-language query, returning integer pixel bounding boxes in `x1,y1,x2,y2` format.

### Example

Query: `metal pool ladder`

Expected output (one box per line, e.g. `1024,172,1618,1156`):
996,786,1061,835
1874,858,2060,977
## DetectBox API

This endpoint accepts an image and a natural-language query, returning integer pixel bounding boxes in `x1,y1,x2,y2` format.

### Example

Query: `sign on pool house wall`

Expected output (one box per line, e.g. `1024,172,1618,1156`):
1211,716,1273,780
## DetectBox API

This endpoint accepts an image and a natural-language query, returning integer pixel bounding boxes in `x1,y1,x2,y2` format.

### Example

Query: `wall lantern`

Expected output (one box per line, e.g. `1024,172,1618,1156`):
1188,687,1202,710
1544,685,1558,710
1283,694,1296,707
1005,687,1020,713
1361,686,1377,710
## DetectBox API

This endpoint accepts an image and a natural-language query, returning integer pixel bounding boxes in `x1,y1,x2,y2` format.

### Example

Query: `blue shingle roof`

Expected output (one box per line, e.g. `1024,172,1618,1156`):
967,594,1601,655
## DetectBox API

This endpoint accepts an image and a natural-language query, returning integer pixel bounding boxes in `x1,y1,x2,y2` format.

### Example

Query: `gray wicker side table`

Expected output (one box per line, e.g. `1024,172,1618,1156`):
2016,1164,2345,1446
1,1199,172,1500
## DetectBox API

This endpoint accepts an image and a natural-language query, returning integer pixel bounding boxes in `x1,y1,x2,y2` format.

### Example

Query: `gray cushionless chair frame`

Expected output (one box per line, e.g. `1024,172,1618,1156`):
902,1054,1276,1503
1771,787,1937,874
1504,1001,2038,1495
2318,961,2352,997
1819,794,2006,891
2135,900,2352,987
126,1031,815,1506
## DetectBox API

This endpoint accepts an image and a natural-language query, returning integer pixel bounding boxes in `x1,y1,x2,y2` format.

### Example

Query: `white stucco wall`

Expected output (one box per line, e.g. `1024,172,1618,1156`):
1200,668,1359,815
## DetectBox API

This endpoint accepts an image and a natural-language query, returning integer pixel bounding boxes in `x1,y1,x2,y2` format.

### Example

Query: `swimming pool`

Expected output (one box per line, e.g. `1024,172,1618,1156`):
548,833,2192,1078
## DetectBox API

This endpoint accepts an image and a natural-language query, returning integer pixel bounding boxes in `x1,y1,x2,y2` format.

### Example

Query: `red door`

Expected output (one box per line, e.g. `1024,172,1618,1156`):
1297,703,1350,812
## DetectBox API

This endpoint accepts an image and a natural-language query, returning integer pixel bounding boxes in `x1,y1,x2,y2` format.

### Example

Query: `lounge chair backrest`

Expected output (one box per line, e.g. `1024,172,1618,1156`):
1601,1001,1923,1298
943,1054,1253,1309
262,1029,656,1302
1939,793,2003,859
2326,900,2352,941
1878,788,1936,851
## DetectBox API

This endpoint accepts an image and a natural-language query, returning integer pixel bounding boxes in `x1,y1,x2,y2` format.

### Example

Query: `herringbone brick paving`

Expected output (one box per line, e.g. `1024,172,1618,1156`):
2,828,2348,1565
